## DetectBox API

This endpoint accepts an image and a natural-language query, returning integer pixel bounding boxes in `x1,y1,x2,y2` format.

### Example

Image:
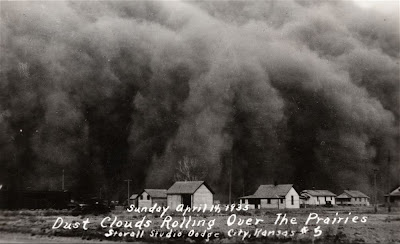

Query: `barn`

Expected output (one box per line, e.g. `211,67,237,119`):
167,181,214,209
239,184,299,209
300,190,336,206
137,189,167,208
336,190,370,206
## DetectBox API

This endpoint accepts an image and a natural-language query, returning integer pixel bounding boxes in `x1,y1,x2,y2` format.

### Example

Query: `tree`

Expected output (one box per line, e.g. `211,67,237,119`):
174,156,207,181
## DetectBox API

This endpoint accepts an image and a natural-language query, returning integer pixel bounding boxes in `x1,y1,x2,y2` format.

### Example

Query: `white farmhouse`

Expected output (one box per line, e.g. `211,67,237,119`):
167,181,214,210
300,190,336,206
239,184,299,209
336,190,370,206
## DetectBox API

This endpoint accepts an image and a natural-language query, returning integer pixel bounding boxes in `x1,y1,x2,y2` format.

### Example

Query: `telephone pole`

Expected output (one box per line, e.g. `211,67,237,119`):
387,151,391,212
62,169,65,191
124,180,132,206
373,169,378,213
229,155,232,205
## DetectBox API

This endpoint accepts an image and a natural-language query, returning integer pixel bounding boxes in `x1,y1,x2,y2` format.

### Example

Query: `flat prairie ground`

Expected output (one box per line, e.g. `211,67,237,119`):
0,206,399,243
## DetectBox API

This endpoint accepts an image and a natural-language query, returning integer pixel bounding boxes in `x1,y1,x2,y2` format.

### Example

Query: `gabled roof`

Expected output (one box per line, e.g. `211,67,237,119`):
301,190,336,197
241,184,294,199
336,193,350,199
388,186,400,196
140,189,167,198
337,190,369,199
130,194,138,200
239,195,255,199
167,181,214,194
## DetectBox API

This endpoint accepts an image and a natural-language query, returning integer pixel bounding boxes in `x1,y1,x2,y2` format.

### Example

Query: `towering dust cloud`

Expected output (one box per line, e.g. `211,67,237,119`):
0,0,398,200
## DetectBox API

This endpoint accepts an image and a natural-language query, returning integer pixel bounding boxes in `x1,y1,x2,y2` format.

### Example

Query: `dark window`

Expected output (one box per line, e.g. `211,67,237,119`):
280,198,284,204
291,196,294,205
267,199,271,204
140,195,143,200
147,195,150,200
317,196,319,201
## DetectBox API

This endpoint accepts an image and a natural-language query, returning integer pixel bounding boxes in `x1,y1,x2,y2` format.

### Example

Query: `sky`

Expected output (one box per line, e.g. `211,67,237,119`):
352,0,399,14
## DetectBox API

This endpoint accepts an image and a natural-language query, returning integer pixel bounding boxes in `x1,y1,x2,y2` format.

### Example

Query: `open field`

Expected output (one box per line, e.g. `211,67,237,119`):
0,206,399,243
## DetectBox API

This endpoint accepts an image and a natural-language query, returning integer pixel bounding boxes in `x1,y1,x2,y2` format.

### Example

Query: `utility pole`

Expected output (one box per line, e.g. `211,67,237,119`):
373,169,378,213
229,154,232,205
387,151,391,212
124,180,132,206
62,169,65,191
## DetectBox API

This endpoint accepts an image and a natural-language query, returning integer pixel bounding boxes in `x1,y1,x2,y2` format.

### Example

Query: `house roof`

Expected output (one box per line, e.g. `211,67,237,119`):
336,193,350,199
301,190,336,197
141,189,167,198
130,194,138,200
167,181,214,194
337,190,369,199
239,195,259,199
241,184,294,199
388,186,400,196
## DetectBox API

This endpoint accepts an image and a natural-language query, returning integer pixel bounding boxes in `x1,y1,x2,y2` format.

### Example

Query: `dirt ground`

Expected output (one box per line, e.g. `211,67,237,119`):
0,206,399,243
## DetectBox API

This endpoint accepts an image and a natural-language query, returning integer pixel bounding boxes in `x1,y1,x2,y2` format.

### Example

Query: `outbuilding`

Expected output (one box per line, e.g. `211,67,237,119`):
129,194,138,206
137,189,167,208
300,190,336,206
239,184,300,209
384,186,400,207
167,181,214,209
336,190,370,206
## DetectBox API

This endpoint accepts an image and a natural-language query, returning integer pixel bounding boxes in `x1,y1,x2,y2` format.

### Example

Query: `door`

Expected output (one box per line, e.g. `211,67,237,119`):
182,194,192,208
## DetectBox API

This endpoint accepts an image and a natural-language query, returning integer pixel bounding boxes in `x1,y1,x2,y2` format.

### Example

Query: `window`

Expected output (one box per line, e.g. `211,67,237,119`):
291,196,294,205
147,195,150,200
140,195,143,200
281,198,284,204
267,199,271,204
317,196,319,202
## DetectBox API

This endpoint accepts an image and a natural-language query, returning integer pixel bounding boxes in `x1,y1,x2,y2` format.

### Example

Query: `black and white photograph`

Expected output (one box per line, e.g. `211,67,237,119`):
0,0,399,243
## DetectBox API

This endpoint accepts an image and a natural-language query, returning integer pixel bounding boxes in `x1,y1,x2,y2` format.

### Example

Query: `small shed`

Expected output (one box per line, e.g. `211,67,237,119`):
137,189,167,208
300,190,336,206
336,190,370,206
239,184,299,209
384,186,400,206
167,181,214,209
129,194,138,206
